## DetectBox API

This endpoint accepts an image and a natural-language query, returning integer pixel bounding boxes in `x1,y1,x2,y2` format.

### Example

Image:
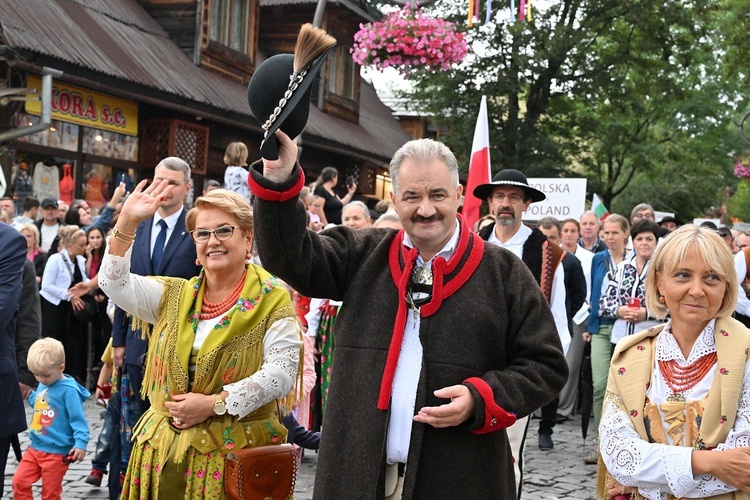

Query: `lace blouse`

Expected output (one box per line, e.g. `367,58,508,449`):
600,319,750,499
99,247,301,419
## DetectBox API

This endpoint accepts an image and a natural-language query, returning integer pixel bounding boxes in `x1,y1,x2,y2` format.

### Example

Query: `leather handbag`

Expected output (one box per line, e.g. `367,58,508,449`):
205,422,296,500
224,443,296,500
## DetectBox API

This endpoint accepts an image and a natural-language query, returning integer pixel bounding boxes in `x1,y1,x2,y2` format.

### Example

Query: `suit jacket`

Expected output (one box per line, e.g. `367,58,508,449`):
17,259,41,387
0,223,28,438
111,208,199,367
561,251,587,334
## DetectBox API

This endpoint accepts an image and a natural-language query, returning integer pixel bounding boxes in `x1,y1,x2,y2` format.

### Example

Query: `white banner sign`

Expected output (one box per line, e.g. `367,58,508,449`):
522,178,588,221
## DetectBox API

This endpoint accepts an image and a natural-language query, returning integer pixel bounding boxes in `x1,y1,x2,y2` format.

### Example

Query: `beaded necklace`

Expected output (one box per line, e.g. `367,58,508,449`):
658,351,717,394
196,270,247,320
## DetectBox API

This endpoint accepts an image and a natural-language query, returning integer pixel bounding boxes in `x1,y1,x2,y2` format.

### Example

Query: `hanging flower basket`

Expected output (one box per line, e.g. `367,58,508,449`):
734,154,750,180
350,3,468,74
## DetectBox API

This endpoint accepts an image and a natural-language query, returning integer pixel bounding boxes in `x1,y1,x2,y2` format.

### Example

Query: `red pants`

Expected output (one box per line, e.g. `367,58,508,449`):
12,447,69,500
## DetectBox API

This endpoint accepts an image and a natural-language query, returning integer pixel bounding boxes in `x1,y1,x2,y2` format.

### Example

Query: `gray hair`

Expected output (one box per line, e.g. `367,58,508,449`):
537,216,561,234
579,210,600,225
390,139,459,192
156,157,191,184
630,203,654,221
377,209,400,223
342,200,371,220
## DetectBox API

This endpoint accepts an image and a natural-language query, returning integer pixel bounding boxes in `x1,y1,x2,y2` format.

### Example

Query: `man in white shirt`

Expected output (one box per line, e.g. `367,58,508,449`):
474,169,569,495
35,198,63,252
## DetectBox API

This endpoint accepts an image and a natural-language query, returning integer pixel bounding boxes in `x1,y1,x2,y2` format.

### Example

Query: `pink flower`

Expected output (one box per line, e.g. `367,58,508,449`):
225,441,234,450
197,469,206,479
618,367,626,375
213,470,222,479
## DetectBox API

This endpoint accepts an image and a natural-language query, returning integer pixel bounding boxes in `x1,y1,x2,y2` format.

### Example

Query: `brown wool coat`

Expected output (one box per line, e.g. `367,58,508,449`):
250,165,568,499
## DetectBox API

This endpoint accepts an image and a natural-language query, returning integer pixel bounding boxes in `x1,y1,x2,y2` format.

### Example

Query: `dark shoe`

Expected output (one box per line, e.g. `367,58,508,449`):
85,469,105,487
538,433,554,450
555,413,569,424
584,449,598,464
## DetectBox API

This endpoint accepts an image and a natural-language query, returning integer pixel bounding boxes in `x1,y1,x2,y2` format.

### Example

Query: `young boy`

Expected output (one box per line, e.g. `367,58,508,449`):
12,338,90,500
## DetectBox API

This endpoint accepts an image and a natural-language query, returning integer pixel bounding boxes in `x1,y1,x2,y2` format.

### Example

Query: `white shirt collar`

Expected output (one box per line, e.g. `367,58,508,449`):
657,319,717,364
402,220,461,265
153,208,182,230
488,222,531,257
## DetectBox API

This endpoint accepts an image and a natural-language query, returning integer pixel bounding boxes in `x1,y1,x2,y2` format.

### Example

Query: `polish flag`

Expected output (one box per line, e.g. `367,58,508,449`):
462,95,491,230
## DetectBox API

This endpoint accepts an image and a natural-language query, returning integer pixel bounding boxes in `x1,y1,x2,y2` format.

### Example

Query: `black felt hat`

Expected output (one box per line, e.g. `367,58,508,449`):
472,169,546,202
247,24,336,160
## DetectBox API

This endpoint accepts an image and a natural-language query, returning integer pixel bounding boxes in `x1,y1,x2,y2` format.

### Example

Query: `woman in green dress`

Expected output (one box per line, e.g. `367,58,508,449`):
100,182,301,499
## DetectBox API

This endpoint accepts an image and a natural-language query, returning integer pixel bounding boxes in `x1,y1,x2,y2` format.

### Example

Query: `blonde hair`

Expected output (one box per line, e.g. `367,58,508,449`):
223,142,249,167
645,224,737,319
59,225,85,248
28,337,65,373
602,214,630,246
19,223,40,248
187,189,253,234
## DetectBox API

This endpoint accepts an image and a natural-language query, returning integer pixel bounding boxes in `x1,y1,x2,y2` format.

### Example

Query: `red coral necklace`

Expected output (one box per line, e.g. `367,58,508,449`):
198,270,246,320
658,351,717,394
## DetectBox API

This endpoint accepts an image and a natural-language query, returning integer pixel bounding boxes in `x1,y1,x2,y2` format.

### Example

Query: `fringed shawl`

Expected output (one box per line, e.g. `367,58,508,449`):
130,264,301,465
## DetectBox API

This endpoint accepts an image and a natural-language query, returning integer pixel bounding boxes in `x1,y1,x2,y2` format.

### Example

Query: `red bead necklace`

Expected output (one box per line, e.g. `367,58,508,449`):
198,270,247,320
658,351,717,394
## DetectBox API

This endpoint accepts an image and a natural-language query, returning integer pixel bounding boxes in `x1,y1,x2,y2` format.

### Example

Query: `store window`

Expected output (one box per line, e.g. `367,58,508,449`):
210,0,250,54
11,113,139,217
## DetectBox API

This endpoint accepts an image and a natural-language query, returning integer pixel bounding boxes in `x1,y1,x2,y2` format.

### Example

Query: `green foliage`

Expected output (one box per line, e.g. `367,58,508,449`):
391,0,747,219
727,180,750,223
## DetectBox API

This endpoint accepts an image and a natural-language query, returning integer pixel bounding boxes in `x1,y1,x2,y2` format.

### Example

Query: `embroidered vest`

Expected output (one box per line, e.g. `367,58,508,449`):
597,317,750,500
478,224,564,303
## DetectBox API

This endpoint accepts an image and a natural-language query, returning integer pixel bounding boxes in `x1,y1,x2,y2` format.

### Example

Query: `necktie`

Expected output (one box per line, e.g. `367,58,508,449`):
151,219,168,272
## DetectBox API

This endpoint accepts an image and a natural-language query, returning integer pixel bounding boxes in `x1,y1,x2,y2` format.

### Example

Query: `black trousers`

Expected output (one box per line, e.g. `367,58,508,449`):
539,397,559,435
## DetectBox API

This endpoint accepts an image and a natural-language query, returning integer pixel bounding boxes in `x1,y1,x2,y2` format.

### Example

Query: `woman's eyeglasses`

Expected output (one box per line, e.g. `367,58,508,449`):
190,225,237,243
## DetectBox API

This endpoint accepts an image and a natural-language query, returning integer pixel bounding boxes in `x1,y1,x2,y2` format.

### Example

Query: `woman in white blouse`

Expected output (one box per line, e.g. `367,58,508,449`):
598,225,750,499
99,183,301,499
40,225,90,383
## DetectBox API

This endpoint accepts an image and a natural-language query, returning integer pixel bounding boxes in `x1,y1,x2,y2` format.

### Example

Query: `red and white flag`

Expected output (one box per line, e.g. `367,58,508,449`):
462,95,491,229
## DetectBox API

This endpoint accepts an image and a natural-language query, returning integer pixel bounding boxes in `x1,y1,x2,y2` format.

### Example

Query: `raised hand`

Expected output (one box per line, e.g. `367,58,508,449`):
116,178,169,232
261,130,298,184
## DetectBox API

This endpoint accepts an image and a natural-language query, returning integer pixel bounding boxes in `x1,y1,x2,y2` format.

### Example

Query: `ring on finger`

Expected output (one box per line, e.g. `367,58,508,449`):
174,417,182,425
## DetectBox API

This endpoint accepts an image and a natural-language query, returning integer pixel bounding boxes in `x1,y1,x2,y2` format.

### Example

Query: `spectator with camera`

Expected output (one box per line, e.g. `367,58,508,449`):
312,166,357,225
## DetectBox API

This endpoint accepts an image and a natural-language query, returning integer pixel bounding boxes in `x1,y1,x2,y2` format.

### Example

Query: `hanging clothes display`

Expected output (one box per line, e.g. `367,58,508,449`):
11,163,35,214
33,160,60,202
59,164,74,206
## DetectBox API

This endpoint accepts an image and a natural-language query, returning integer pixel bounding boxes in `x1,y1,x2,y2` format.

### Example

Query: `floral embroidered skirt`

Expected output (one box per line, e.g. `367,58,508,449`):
121,441,226,499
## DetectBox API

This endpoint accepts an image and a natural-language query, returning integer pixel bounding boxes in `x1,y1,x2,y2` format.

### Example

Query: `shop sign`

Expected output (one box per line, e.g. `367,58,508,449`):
521,178,588,221
25,75,138,136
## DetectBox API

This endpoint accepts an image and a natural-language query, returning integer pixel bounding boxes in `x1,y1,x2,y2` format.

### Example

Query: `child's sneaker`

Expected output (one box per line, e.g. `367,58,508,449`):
85,469,105,487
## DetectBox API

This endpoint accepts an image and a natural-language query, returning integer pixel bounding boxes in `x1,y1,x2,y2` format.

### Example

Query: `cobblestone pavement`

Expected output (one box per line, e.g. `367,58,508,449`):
4,401,597,499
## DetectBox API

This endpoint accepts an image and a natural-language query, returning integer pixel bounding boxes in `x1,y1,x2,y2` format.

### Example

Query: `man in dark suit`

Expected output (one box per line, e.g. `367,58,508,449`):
0,223,29,498
109,157,199,495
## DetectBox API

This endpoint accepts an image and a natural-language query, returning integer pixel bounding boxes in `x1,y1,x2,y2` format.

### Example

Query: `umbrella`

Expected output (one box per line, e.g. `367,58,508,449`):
579,341,593,443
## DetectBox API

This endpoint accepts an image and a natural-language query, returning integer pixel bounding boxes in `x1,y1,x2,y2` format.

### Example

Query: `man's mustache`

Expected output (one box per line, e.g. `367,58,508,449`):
412,214,443,223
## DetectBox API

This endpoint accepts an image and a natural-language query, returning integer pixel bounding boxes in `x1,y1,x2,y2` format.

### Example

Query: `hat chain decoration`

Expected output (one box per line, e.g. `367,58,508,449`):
261,71,307,137
259,23,336,141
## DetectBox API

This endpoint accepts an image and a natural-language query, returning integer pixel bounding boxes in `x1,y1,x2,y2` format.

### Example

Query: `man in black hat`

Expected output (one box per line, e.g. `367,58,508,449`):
35,198,64,252
658,215,682,233
473,169,569,492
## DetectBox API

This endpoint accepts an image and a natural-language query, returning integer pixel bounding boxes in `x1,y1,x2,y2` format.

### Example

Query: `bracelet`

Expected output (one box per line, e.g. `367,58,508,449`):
112,226,136,244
